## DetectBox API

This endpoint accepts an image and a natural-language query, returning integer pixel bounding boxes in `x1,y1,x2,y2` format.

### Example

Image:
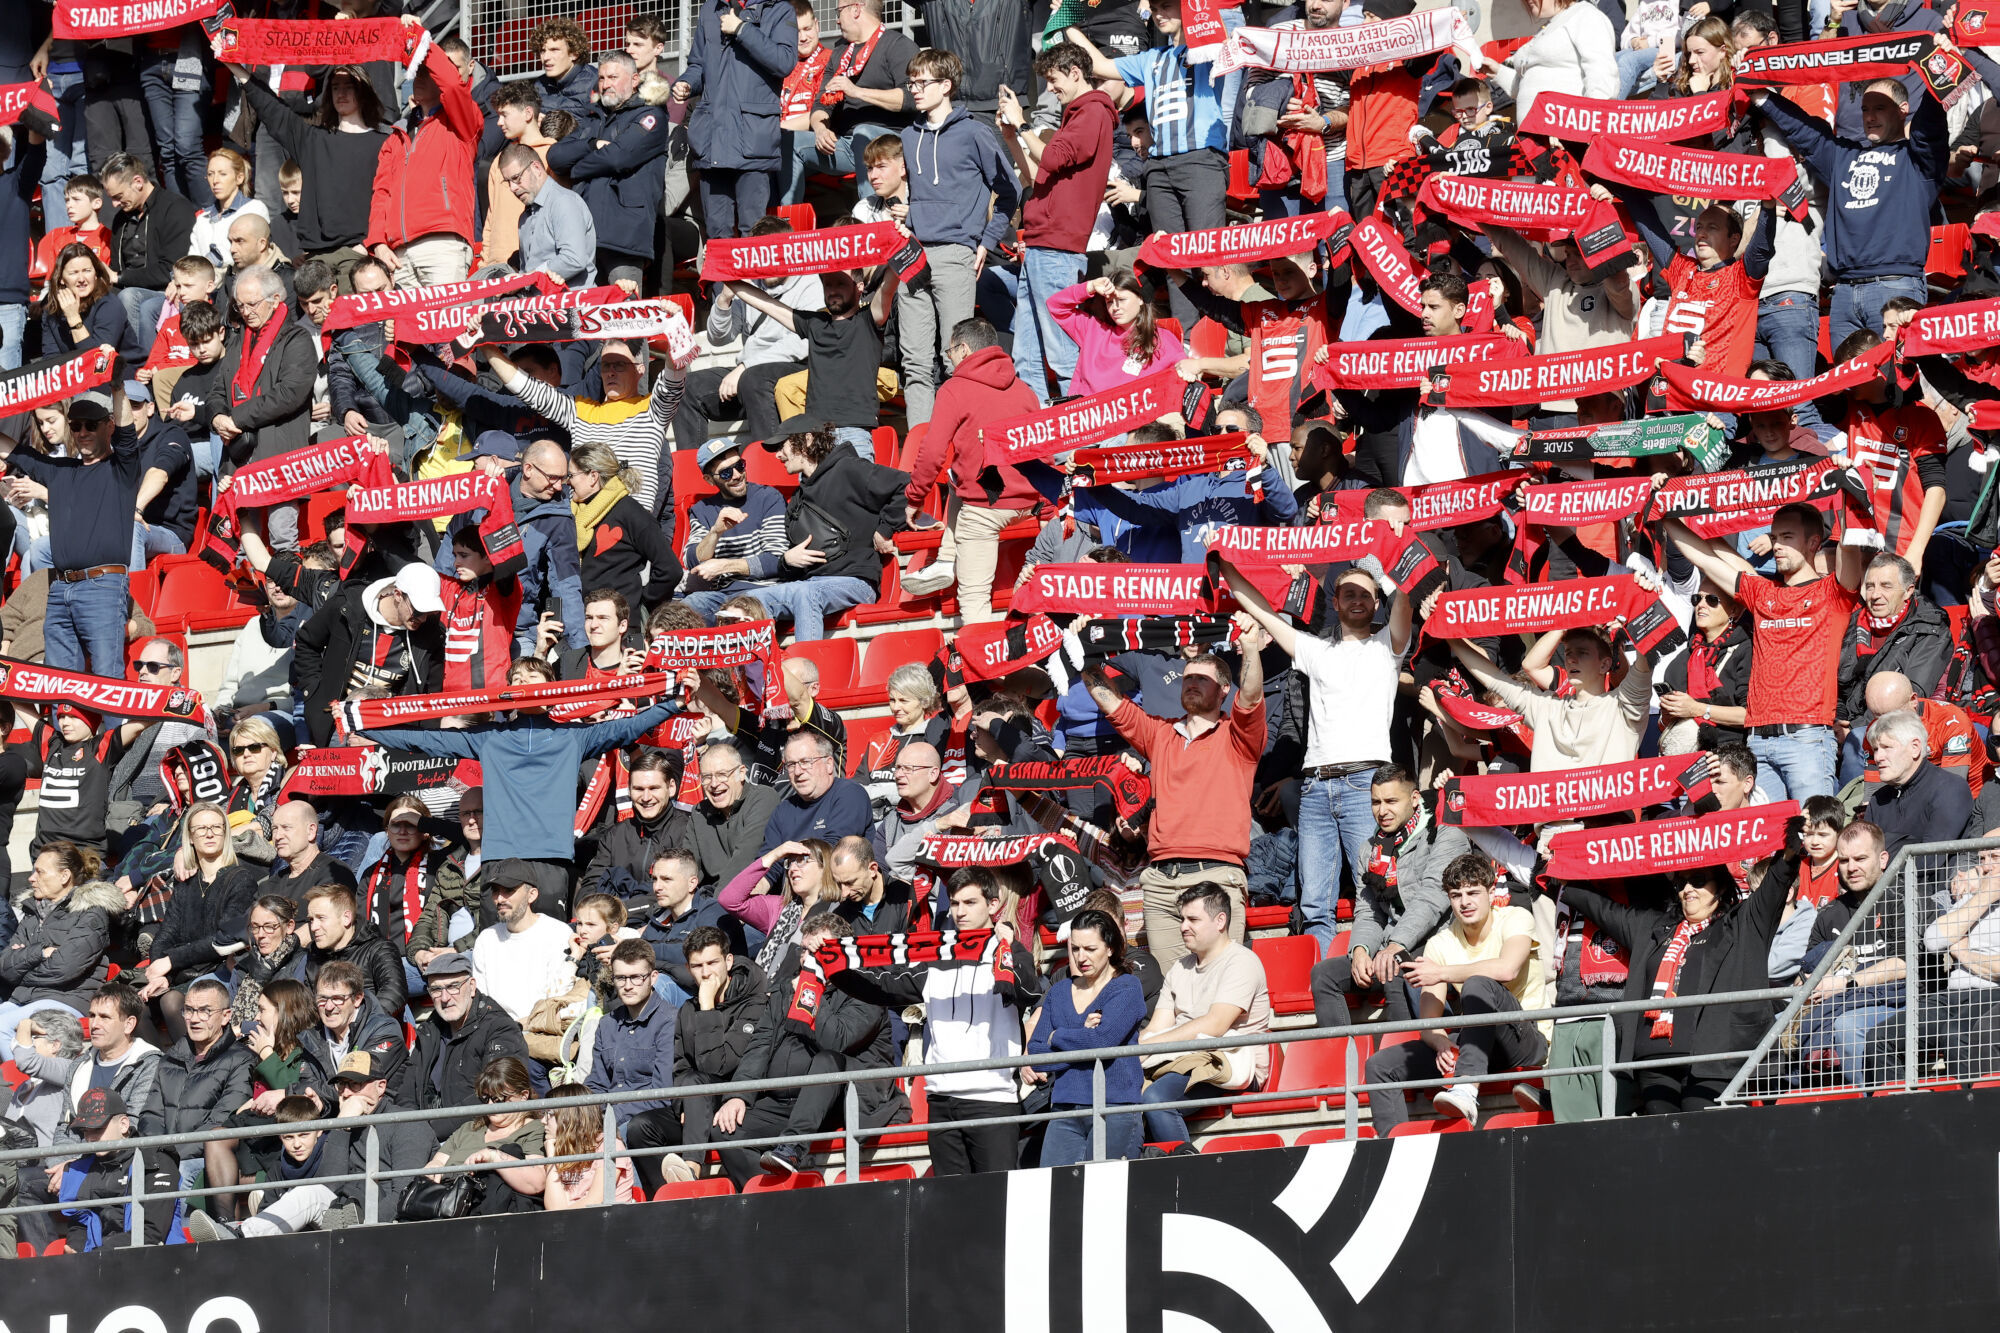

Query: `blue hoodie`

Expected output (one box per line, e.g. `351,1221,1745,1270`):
901,106,1019,252
1078,471,1300,564
436,475,588,652
1759,88,1947,283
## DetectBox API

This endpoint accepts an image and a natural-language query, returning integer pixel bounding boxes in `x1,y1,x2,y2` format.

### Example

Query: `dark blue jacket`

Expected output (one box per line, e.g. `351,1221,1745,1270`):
1,137,44,306
678,0,798,172
642,891,746,992
1760,88,1947,283
588,990,679,1126
1080,470,1299,564
535,62,599,118
436,477,587,653
42,290,145,375
546,98,672,259
1026,972,1147,1106
758,777,876,854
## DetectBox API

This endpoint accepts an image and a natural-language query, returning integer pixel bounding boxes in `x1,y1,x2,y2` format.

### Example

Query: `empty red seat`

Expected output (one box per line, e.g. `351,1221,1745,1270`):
744,1169,824,1193
871,425,899,465
855,628,944,691
150,560,247,630
1295,1124,1374,1145
1243,903,1292,933
828,1163,919,1184
1387,1117,1473,1137
1483,1110,1555,1130
745,446,795,488
1189,317,1230,361
1200,1132,1285,1155
1237,1036,1371,1116
1252,935,1321,1016
786,639,857,692
768,202,817,233
652,1177,736,1201
876,1077,931,1148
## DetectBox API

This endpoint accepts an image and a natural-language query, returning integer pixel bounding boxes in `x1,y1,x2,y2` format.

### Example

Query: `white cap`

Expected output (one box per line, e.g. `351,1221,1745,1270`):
389,562,444,614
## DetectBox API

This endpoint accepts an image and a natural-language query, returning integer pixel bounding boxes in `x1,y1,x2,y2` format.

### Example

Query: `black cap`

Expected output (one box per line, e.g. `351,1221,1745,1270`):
71,1087,127,1132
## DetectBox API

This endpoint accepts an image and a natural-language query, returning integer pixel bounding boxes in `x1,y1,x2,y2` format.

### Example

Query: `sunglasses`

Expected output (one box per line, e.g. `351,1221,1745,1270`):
710,460,746,478
134,660,174,675
231,742,269,756
1691,593,1728,608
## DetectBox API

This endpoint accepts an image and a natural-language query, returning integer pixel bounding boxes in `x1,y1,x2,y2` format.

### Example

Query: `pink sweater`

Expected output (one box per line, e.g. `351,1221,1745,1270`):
1047,284,1187,398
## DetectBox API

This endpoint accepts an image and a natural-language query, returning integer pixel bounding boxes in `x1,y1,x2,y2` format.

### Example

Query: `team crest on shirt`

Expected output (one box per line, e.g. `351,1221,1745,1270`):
641,113,658,130
1895,426,1908,441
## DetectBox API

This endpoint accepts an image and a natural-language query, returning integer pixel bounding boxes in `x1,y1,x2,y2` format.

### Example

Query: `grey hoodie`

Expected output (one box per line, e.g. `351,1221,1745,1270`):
900,106,1019,252
9,1035,164,1146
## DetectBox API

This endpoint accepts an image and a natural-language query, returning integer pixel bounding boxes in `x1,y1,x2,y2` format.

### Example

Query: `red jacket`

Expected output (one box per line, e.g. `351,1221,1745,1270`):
367,44,481,250
1022,90,1116,254
906,345,1041,510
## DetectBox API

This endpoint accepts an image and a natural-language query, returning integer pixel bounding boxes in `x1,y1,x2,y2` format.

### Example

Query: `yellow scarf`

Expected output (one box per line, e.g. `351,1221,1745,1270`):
573,475,630,550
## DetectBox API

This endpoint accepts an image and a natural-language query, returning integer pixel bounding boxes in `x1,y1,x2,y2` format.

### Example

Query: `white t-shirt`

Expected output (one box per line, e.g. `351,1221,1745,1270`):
470,914,577,1022
1293,625,1401,769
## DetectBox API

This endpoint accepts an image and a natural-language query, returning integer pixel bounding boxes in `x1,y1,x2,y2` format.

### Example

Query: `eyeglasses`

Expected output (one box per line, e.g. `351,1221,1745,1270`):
892,762,939,775
249,921,286,935
183,1005,222,1019
67,414,105,428
612,971,655,986
189,823,228,837
135,660,174,675
231,742,269,756
460,808,484,821
430,979,474,997
783,756,830,772
1692,593,1728,608
523,457,569,483
907,78,947,89
316,993,359,1009
701,767,744,785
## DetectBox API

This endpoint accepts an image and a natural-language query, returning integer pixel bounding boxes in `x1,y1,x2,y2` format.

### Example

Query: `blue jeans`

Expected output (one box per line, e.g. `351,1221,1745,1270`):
783,120,895,204
1830,1001,1904,1081
137,48,213,210
1040,1105,1143,1166
1617,47,1661,98
1141,1070,1240,1144
1756,291,1825,430
1339,287,1389,343
38,69,87,230
832,427,873,459
44,568,130,679
690,575,874,640
1296,771,1376,950
119,288,166,347
1829,275,1925,355
0,302,25,372
30,523,181,575
1747,725,1837,802
1013,247,1086,405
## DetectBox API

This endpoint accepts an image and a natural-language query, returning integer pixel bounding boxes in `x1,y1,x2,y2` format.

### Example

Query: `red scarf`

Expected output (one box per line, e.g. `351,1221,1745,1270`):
231,306,289,407
1517,476,1657,529
0,345,118,416
1859,600,1911,657
340,674,678,733
700,221,906,282
1685,629,1726,698
575,750,634,837
954,615,1067,683
277,746,480,801
1427,574,1686,657
211,17,415,64
1518,88,1738,141
638,621,790,721
1136,212,1349,273
1015,563,1223,617
1646,916,1712,1039
1582,137,1806,219
819,27,884,105
1415,174,1596,242
782,46,832,119
55,0,224,37
367,853,431,944
1737,30,1963,93
1311,333,1524,393
1900,296,2000,356
322,271,557,332
1436,334,1680,410
0,81,62,132
1654,342,1891,412
1545,804,1798,880
0,656,206,724
1071,432,1257,491
343,473,524,577
1650,455,1841,538
1438,754,1714,827
984,367,1212,467
1329,470,1524,531
1209,516,1386,567
1553,888,1632,987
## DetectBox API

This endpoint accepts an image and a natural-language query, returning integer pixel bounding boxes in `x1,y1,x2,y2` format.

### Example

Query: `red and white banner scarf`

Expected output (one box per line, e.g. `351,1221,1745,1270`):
343,471,523,574
1546,801,1798,880
0,345,116,416
277,746,480,802
1182,0,1238,58
1015,562,1223,616
1310,333,1524,393
1519,88,1738,142
1650,455,1842,538
638,621,789,721
1899,298,2000,357
983,367,1210,467
1070,433,1255,490
701,221,906,282
210,16,414,64
1208,517,1388,567
1214,9,1477,75
574,749,633,838
0,657,205,723
459,296,700,368
55,0,225,38
955,615,1066,683
417,283,623,345
1348,215,1496,330
1736,30,1951,87
211,435,391,541
1437,334,1679,410
322,271,557,332
1439,752,1713,827
1329,469,1526,530
1654,342,1892,412
1136,212,1351,272
0,82,62,133
1433,690,1526,732
340,673,676,733
1518,475,1657,528
1582,137,1806,218
1645,914,1711,1037
1428,574,1686,656
1415,174,1596,241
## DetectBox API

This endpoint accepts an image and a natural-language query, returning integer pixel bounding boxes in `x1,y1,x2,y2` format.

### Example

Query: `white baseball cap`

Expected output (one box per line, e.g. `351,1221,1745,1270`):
384,562,444,614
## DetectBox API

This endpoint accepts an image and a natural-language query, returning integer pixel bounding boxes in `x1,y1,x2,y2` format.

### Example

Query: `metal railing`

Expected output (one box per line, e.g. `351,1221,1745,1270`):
6,836,1993,1249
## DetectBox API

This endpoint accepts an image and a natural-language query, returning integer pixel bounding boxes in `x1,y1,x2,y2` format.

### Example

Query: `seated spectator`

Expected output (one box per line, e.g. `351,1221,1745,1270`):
684,740,783,887
676,220,821,449
541,1081,637,1209
421,1056,548,1215
583,940,677,1176
139,977,256,1202
857,666,953,808
641,848,739,1003
1864,709,1974,859
639,922,769,1189
6,985,160,1145
302,884,409,1020
224,717,286,866
411,790,488,964
233,896,308,1024
877,741,961,884
761,731,875,852
1794,820,1906,1084
4,1009,89,1148
469,872,579,1025
581,751,692,898
137,804,262,1037
295,562,447,746
1136,884,1272,1148
295,960,408,1109
18,1088,176,1251
1861,834,2000,1084
743,423,909,640
829,836,920,933
212,563,304,721
43,242,141,373
1769,796,1849,985
679,440,793,619
716,908,906,1183
569,447,682,617
362,796,454,976
200,978,316,1222
725,838,836,978
260,800,358,911
1361,854,1550,1131
1028,907,1148,1166
406,953,534,1123
0,842,122,1035
721,270,897,463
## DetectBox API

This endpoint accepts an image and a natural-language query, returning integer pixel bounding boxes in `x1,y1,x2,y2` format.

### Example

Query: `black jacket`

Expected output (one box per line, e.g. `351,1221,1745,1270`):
296,992,410,1106
672,957,769,1087
139,1031,258,1159
150,865,261,982
1563,850,1797,1081
215,313,322,466
0,882,122,1010
304,923,411,1020
579,491,682,616
110,185,197,292
1662,618,1755,751
738,949,906,1125
404,992,533,1127
1838,597,1955,725
1865,760,1976,861
580,808,692,899
43,1145,177,1250
783,446,908,590
547,97,672,258
910,0,1031,114
294,577,445,746
319,1117,436,1218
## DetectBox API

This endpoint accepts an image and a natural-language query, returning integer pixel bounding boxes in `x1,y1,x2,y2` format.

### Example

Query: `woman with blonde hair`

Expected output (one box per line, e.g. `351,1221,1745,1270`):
541,1083,639,1209
1660,16,1734,97
860,662,952,807
187,145,275,270
568,441,683,615
225,715,288,864
722,837,836,976
136,801,261,1037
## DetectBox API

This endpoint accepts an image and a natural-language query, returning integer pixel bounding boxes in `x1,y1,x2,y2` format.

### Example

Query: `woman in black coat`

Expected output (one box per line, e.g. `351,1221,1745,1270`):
42,242,143,372
569,443,682,615
1560,827,1799,1114
1657,579,1753,753
136,801,262,1039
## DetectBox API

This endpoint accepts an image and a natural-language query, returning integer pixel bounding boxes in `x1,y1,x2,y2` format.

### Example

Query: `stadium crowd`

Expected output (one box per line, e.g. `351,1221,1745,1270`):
3,0,2000,1252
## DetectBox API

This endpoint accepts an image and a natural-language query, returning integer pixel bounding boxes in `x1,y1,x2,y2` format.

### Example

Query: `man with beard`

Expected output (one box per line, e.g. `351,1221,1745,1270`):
547,51,669,295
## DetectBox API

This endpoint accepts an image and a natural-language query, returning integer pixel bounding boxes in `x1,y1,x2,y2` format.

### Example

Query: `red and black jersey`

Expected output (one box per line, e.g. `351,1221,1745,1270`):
441,574,524,691
1245,297,1330,437
31,719,126,851
1662,252,1761,381
1847,402,1947,557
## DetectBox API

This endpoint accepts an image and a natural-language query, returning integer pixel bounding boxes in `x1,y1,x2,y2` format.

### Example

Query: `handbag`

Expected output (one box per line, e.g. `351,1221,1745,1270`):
785,496,849,566
396,1170,486,1222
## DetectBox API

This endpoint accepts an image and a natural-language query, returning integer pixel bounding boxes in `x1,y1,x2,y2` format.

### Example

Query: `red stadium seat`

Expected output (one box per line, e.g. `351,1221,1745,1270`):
872,426,899,465
1296,1125,1375,1144
15,1241,31,1258
126,568,159,617
768,202,817,233
844,716,893,777
745,446,795,489
877,1077,931,1147
1251,935,1321,1015
1243,903,1292,933
1158,317,1184,344
744,1169,824,1193
1483,1110,1555,1130
786,639,857,692
1199,1133,1285,1155
43,1238,67,1254
1236,1036,1371,1116
828,1163,919,1184
1226,149,1256,205
150,559,250,632
855,628,943,692
1189,318,1230,361
652,1178,736,1202
1387,1117,1473,1136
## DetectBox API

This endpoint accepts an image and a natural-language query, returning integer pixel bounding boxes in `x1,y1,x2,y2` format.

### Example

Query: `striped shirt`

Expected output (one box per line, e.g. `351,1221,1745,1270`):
1114,46,1228,158
499,365,686,513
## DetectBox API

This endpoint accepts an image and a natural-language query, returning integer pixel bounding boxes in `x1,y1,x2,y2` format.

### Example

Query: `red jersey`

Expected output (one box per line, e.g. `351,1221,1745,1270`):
31,225,115,288
1736,573,1860,727
1861,695,1983,795
781,46,831,121
1245,298,1329,436
441,576,522,691
1847,402,1947,557
1662,253,1760,380
1793,855,1842,909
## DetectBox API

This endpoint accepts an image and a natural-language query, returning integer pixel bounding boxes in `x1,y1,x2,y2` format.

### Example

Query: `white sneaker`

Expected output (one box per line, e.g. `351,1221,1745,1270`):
1431,1083,1481,1127
902,559,956,595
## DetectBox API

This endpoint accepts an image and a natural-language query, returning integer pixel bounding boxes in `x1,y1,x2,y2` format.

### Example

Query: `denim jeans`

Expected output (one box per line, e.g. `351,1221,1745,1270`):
1829,275,1926,355
44,568,131,679
783,120,896,204
1040,1105,1143,1166
1617,47,1661,98
0,303,25,372
1830,1002,1904,1081
137,48,214,210
1747,725,1837,802
30,523,181,575
1295,771,1376,950
1141,1070,1237,1144
38,70,88,231
119,288,166,347
691,575,874,640
1755,291,1826,430
832,427,874,459
1339,287,1390,343
1012,247,1086,404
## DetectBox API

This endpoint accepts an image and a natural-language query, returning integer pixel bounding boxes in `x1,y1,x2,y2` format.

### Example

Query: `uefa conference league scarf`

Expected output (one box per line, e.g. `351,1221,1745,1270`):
1439,753,1715,827
1212,9,1477,74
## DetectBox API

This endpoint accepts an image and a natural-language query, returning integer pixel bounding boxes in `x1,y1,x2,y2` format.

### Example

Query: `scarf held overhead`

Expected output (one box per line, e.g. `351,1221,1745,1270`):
973,760,1152,822
1440,753,1714,826
1349,215,1496,330
1427,574,1686,656
1651,455,1843,537
1510,413,1721,464
55,0,225,38
343,471,523,576
1208,517,1388,567
1435,334,1681,410
1582,137,1806,218
701,221,906,282
1015,563,1223,616
1518,475,1658,527
1545,802,1799,878
460,297,700,368
422,283,624,345
640,621,790,721
322,271,557,332
1136,212,1352,272
1415,174,1597,240
1901,295,2000,356
0,82,62,135
984,368,1211,467
0,345,117,416
0,658,204,722
1329,470,1525,530
1069,433,1255,490
1518,88,1738,141
210,435,392,542
1654,343,1892,412
955,615,1067,682
1735,30,1959,89
1214,10,1478,75
339,673,676,733
1311,333,1525,393
210,16,416,64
